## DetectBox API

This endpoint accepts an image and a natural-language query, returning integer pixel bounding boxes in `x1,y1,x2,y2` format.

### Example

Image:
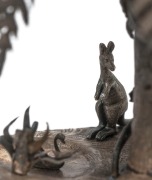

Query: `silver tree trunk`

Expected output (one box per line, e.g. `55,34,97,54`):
125,0,152,174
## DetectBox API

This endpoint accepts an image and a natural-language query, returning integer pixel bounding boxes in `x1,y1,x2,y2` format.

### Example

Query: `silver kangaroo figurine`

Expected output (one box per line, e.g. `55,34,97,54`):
87,41,128,141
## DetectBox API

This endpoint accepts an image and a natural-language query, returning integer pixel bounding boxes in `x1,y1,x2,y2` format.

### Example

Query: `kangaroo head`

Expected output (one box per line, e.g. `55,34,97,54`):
99,41,115,71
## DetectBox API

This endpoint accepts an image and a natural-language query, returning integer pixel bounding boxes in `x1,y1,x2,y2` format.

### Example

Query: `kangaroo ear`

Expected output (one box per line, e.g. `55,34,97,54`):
107,41,115,53
99,43,106,54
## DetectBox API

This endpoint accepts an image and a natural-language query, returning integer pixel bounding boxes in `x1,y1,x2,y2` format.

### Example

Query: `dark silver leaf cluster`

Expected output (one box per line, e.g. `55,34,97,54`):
0,0,33,75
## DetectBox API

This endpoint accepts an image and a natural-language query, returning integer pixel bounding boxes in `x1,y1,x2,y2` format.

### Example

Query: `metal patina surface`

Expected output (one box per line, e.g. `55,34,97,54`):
87,41,128,141
0,127,130,180
0,0,33,75
120,0,152,178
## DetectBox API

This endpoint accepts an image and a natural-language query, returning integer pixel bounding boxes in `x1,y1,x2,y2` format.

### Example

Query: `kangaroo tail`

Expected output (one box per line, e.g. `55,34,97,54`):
111,120,132,178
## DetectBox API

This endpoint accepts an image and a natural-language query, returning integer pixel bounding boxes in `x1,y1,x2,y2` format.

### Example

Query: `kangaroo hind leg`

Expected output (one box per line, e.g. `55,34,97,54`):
95,105,118,141
95,126,116,141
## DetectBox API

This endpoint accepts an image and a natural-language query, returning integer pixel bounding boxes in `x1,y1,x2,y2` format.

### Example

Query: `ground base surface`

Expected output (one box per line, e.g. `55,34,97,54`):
0,127,131,179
